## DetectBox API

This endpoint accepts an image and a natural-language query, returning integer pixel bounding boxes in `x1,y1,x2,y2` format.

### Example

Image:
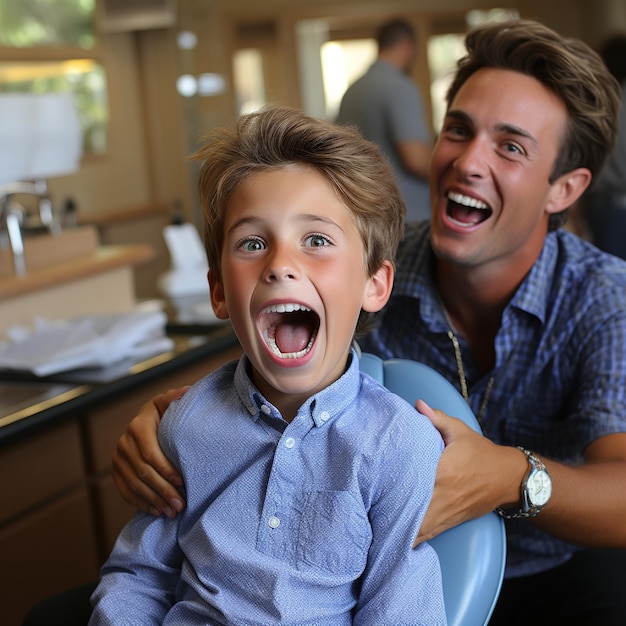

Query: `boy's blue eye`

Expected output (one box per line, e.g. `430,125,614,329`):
240,238,265,252
306,234,329,247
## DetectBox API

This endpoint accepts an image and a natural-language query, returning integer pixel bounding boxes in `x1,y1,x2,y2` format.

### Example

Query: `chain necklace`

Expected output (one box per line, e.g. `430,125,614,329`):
439,297,495,427
446,330,495,429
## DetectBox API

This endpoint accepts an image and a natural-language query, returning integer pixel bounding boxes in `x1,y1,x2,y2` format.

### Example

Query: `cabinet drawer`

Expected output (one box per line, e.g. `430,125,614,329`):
0,486,99,626
0,420,84,524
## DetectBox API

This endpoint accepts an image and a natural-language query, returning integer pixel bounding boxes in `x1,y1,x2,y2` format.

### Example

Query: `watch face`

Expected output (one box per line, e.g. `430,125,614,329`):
528,469,552,506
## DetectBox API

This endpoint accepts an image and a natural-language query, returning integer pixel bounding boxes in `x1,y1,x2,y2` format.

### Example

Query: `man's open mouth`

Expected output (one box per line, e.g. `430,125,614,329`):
447,191,492,226
260,303,320,359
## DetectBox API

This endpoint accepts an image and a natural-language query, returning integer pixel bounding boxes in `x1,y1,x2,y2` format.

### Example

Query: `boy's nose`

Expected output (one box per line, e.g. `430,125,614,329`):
265,265,297,281
263,249,299,282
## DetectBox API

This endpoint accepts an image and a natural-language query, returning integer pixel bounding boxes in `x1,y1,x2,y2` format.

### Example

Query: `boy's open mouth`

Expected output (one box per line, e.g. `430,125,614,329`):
447,191,492,226
260,303,320,359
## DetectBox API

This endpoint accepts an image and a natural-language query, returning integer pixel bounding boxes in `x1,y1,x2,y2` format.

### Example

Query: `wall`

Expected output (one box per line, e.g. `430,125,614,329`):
35,0,626,224
6,0,625,299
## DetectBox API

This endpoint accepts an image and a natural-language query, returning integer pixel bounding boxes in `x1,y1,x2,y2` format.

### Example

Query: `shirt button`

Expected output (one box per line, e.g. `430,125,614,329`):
268,516,281,529
284,437,295,449
320,411,330,422
260,404,271,415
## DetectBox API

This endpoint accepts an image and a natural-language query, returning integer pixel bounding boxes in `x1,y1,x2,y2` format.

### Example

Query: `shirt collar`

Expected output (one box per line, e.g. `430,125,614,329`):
233,350,362,428
392,222,558,328
508,232,558,325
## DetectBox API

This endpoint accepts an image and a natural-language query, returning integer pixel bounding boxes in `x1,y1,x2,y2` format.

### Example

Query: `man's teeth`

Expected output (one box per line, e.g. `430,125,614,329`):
448,191,488,210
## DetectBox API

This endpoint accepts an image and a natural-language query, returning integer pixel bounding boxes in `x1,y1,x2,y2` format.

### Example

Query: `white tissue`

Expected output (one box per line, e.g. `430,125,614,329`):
0,310,174,376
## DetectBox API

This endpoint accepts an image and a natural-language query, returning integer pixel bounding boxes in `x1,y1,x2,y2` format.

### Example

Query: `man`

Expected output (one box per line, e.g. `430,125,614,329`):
114,20,626,624
336,17,432,221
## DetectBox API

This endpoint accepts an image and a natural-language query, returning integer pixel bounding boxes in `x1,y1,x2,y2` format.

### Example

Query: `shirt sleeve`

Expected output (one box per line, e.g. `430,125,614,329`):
352,401,447,625
573,305,626,444
89,512,183,625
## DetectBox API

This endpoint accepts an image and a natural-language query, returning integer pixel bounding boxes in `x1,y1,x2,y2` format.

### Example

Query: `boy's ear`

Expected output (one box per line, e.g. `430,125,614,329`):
362,260,394,313
546,167,592,215
208,270,230,320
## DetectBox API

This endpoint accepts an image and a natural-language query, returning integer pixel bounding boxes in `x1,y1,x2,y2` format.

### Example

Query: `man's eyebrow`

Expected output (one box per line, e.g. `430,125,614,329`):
495,123,538,145
445,109,538,145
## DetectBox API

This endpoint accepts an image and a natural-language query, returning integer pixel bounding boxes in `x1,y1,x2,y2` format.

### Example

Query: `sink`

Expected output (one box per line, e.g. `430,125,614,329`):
0,225,98,278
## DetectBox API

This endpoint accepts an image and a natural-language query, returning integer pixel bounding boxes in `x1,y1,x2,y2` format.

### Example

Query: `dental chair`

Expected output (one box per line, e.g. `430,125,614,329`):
23,354,506,626
359,353,506,626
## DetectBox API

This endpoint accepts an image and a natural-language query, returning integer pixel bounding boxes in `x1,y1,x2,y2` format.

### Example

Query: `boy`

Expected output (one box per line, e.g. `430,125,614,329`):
89,105,446,624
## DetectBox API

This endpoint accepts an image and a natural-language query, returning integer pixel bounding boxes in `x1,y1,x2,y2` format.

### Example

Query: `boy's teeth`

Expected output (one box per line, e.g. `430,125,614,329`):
263,303,311,314
266,333,315,359
262,302,317,359
448,191,488,210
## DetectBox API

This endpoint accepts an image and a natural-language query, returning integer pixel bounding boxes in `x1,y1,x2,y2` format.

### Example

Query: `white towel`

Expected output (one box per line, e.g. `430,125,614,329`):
0,310,174,376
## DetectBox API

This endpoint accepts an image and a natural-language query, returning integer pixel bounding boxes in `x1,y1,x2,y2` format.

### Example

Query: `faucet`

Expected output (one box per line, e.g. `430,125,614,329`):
0,179,61,276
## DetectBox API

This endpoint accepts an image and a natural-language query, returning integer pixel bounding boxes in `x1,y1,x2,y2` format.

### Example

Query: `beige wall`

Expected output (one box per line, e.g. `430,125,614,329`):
5,0,625,299
42,0,626,224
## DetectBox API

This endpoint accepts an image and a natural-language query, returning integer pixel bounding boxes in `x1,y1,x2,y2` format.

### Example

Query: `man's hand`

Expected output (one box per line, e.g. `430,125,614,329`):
413,400,527,547
112,387,190,518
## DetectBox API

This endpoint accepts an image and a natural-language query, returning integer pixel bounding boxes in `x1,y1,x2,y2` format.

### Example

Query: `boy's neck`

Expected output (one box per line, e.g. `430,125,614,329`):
249,353,352,423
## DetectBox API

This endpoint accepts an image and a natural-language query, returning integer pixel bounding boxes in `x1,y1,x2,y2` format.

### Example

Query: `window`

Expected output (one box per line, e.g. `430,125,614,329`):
0,0,109,154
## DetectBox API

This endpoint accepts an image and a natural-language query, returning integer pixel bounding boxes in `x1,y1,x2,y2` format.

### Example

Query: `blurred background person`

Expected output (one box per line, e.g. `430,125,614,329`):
580,33,626,259
336,17,432,222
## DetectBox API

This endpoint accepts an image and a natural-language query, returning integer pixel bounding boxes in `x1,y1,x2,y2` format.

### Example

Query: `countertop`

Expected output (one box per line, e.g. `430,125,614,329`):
0,322,239,447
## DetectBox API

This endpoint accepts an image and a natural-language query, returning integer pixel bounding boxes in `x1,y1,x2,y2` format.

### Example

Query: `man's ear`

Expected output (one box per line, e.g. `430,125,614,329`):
362,260,394,313
546,167,592,215
208,270,230,320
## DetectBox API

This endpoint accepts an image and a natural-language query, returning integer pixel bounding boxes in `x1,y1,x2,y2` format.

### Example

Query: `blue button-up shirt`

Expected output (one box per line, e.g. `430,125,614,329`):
361,221,626,577
90,352,445,625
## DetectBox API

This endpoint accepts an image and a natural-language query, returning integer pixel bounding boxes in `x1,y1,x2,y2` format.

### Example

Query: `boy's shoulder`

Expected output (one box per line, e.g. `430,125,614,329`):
160,358,239,427
355,369,443,446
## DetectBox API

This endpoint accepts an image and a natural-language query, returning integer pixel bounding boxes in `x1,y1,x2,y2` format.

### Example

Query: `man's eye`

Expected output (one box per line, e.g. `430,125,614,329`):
240,238,265,252
504,142,523,155
442,122,467,138
305,234,330,248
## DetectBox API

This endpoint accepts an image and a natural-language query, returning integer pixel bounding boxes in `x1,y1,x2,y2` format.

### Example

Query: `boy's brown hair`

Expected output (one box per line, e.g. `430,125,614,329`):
194,105,406,333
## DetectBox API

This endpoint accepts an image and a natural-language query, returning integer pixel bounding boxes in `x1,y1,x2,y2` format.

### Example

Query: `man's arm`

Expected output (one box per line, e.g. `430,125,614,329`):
396,139,431,180
414,401,626,548
112,388,188,517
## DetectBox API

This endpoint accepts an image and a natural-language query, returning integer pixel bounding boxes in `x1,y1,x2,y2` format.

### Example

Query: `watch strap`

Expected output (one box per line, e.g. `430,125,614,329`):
496,447,549,520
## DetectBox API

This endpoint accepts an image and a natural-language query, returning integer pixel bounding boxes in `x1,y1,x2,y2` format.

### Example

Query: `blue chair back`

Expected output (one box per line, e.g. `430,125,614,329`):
359,353,506,626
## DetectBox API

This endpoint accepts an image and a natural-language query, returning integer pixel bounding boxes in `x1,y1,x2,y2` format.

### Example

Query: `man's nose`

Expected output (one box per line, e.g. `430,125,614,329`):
453,137,490,179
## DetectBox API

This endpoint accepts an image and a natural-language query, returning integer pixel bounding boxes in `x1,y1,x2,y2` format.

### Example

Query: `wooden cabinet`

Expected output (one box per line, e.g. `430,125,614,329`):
0,341,241,626
0,421,99,626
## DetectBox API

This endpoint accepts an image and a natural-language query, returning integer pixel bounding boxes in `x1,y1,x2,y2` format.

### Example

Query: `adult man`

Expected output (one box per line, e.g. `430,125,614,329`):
336,17,432,221
113,20,626,624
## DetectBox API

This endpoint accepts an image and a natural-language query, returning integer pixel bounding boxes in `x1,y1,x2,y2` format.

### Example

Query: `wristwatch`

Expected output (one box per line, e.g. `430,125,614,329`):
496,447,552,519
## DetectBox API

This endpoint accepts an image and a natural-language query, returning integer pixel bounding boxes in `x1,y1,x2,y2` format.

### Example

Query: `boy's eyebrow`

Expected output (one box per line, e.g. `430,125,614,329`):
226,213,345,234
445,109,538,145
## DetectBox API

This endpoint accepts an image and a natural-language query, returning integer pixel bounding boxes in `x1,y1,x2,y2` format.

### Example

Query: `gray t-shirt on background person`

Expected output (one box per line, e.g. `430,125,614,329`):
337,59,432,222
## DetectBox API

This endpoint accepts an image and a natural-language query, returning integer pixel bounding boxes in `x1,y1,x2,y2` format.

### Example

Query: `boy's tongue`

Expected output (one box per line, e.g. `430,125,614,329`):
275,320,310,354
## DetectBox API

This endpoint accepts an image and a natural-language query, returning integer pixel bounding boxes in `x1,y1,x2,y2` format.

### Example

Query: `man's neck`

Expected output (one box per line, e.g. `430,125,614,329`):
435,259,531,374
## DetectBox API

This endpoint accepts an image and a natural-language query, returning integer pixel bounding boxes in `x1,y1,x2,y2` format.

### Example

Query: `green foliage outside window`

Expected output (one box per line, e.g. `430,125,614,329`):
0,0,96,48
0,0,107,154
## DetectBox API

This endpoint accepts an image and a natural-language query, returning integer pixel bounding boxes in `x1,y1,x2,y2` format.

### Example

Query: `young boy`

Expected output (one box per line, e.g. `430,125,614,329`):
89,105,445,625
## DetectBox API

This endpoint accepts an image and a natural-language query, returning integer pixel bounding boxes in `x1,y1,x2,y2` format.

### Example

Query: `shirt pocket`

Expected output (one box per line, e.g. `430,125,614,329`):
296,490,371,577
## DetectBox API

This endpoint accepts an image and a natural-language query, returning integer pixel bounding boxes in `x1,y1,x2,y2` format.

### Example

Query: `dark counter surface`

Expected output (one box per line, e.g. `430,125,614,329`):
0,323,238,447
